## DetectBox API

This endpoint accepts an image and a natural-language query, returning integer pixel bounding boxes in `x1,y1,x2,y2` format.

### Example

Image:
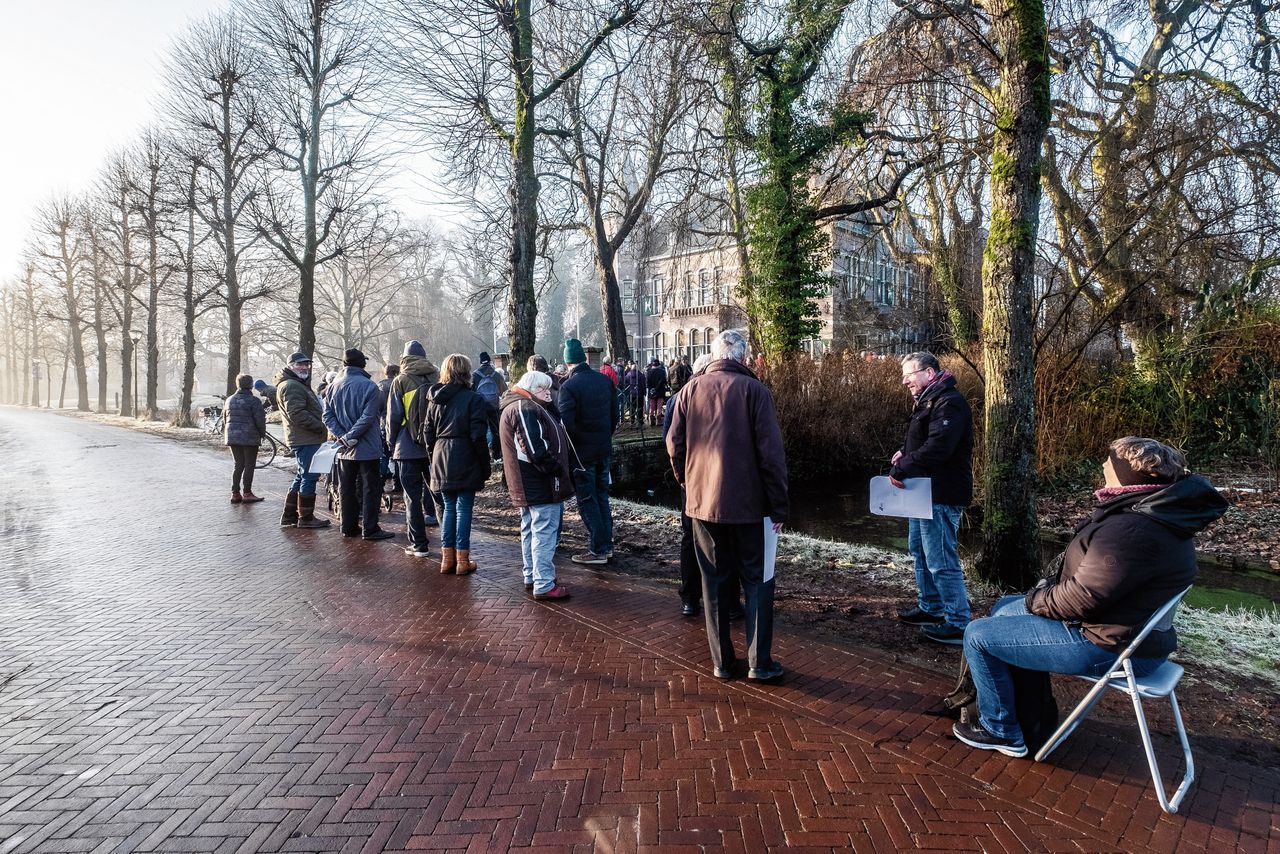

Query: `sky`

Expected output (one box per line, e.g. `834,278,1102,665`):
0,0,451,284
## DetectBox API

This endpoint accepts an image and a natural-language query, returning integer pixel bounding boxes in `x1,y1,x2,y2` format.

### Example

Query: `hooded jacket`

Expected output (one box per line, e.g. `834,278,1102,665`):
386,353,440,460
666,358,790,525
224,389,267,447
322,366,382,460
274,367,327,447
421,382,491,493
1025,475,1228,657
559,363,619,463
499,389,576,507
890,372,974,508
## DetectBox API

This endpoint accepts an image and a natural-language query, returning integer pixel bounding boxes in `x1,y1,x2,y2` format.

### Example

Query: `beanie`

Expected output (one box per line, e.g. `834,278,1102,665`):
478,351,491,364
343,348,367,368
403,340,426,358
563,338,586,365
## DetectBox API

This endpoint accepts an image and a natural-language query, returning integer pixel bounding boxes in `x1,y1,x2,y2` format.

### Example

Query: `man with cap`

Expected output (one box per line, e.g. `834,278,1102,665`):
323,348,394,540
472,351,508,462
274,352,330,529
252,378,278,411
559,337,619,564
387,340,442,556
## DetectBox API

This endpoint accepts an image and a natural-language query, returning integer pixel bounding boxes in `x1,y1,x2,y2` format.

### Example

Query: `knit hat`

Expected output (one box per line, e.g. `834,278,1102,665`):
403,340,426,358
343,348,367,368
253,379,268,390
478,351,491,364
563,339,586,364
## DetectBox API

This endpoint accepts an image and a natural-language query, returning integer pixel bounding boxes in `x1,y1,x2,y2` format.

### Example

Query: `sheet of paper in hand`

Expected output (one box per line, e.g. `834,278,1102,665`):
308,441,341,474
869,476,933,519
763,517,779,583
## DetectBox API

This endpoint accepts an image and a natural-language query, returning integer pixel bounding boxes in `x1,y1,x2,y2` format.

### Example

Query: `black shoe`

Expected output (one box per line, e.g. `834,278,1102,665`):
681,602,700,618
898,605,945,626
747,661,785,683
922,623,965,645
362,529,395,541
342,530,361,538
952,720,1027,757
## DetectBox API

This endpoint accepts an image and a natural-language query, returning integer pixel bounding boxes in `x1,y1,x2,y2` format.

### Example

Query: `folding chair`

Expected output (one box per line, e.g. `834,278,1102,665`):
1034,585,1195,814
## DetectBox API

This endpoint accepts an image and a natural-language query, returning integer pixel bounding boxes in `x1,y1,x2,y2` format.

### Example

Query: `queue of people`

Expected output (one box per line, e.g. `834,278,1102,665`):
222,335,1227,761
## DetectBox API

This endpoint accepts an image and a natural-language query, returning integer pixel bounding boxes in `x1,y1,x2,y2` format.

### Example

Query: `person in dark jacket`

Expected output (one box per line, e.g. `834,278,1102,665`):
388,340,442,544
275,353,330,529
645,359,668,426
889,351,975,645
499,371,577,600
559,338,620,565
622,361,646,426
322,349,393,541
952,437,1228,757
252,379,278,411
527,354,561,412
667,330,789,683
671,354,693,393
472,352,509,462
421,354,491,575
225,373,267,504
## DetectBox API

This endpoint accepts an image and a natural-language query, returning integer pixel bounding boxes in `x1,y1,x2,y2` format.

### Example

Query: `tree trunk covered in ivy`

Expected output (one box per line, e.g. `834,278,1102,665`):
506,0,540,370
729,0,868,359
975,0,1050,590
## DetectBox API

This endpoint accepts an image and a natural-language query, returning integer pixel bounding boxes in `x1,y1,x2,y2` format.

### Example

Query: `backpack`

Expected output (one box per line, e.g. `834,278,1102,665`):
943,650,1060,755
475,367,500,406
406,381,432,447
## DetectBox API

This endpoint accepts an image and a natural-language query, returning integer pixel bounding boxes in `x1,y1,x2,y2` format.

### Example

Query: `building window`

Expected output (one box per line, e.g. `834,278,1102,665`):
682,271,693,308
697,269,709,306
622,278,634,307
713,267,724,303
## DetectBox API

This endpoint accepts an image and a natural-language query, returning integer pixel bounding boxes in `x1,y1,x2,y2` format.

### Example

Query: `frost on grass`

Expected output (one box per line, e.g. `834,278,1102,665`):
1175,605,1280,691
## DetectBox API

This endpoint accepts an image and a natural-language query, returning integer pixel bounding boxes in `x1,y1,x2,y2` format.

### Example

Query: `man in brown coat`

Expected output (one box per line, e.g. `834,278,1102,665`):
666,329,789,683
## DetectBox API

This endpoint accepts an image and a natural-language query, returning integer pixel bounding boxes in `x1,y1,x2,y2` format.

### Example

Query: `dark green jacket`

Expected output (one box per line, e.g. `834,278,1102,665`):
274,367,327,447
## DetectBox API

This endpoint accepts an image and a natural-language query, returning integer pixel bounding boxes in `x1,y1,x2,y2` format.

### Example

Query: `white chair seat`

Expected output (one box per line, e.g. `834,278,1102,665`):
1037,586,1196,813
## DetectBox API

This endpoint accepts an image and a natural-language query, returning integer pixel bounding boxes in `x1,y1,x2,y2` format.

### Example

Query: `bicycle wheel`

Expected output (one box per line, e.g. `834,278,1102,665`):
256,435,279,469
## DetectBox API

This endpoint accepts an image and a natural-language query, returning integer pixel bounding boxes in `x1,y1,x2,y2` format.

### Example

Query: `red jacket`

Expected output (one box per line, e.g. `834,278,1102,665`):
666,359,789,525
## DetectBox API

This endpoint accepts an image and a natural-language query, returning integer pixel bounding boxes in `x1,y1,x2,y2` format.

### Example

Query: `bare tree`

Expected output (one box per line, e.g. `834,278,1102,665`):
249,0,383,357
29,195,91,411
128,132,178,419
165,11,271,394
96,153,143,416
381,0,641,369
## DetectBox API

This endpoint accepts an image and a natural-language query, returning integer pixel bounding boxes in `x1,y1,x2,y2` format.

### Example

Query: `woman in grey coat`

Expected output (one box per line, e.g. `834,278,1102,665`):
225,373,268,503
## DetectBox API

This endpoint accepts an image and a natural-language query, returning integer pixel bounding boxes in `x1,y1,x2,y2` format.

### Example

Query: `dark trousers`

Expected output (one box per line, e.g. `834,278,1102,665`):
573,457,613,554
397,459,442,549
484,405,501,457
692,519,775,671
338,458,381,535
230,445,257,492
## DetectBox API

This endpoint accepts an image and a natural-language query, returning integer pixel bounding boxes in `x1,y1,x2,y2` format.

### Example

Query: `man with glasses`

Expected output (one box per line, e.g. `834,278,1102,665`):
891,351,974,644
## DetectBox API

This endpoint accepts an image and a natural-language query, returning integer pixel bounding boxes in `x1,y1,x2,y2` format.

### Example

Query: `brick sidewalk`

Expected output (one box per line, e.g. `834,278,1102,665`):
0,408,1275,852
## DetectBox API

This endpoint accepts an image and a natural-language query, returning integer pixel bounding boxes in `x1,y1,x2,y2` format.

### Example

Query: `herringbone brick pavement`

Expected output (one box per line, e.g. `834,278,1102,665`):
0,408,1275,853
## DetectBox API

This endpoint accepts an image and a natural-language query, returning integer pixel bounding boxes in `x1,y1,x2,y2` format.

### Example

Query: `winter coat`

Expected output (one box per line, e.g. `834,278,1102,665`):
422,382,491,493
672,362,693,391
622,368,647,400
890,373,974,508
224,389,267,447
386,354,440,460
646,365,668,398
322,366,383,461
499,389,576,507
666,358,790,525
1025,475,1228,657
558,363,619,463
274,368,327,447
600,363,618,386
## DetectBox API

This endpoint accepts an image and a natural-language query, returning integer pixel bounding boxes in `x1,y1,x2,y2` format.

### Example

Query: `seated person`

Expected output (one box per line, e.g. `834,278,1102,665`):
953,436,1227,757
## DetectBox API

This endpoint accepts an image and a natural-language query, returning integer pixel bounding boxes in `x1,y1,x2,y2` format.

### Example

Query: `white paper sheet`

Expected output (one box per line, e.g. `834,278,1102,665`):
307,441,341,474
763,516,779,583
868,476,933,519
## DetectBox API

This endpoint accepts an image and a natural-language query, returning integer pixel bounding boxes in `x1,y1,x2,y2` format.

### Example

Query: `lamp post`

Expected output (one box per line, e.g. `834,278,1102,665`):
131,331,141,419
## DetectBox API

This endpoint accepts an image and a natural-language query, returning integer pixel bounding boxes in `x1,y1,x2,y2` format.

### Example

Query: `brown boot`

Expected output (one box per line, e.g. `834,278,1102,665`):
439,547,457,575
296,493,331,529
456,549,477,575
241,491,265,503
231,492,242,504
280,490,300,526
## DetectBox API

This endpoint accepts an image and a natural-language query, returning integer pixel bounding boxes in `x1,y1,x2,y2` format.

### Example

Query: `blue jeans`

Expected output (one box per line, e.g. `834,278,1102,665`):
290,443,322,497
520,503,562,594
441,490,476,550
573,457,613,554
908,503,969,628
965,595,1167,744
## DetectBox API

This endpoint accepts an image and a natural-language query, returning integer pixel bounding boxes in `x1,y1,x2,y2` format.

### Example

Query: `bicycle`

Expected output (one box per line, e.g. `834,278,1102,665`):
256,433,281,469
199,395,225,435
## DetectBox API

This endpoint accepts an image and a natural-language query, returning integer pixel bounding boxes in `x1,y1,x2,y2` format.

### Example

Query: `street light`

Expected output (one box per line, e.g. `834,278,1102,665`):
130,330,141,419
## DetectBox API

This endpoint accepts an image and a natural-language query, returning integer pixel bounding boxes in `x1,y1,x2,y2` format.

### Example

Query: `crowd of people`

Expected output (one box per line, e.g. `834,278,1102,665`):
220,333,1227,759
